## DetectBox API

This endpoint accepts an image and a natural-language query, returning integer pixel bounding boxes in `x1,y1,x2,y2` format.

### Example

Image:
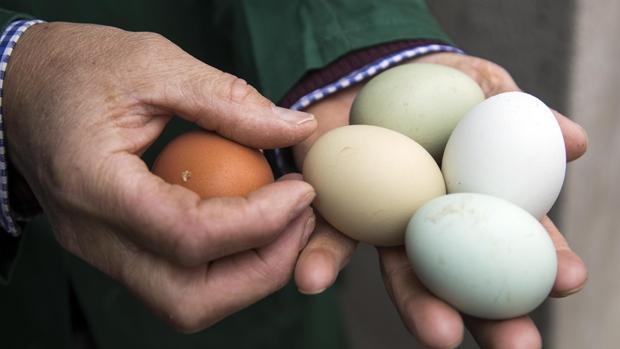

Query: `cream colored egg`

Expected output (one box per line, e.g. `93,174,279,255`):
303,125,445,246
350,63,484,160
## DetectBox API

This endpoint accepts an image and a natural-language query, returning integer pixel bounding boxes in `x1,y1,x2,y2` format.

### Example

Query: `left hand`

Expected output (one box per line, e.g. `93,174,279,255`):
5,22,319,332
293,52,588,348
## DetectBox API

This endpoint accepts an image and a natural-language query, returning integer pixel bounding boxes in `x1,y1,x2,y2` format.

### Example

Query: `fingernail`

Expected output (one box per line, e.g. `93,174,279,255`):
272,105,315,125
553,284,586,298
444,340,462,349
299,214,316,250
298,287,327,296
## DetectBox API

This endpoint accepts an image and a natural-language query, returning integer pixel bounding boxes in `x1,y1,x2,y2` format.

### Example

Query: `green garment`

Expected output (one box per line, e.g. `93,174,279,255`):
0,1,451,348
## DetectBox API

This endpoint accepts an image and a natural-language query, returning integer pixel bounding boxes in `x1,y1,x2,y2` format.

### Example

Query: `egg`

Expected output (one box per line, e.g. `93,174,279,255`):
406,193,557,319
350,63,485,160
442,91,566,219
152,131,274,198
303,125,445,246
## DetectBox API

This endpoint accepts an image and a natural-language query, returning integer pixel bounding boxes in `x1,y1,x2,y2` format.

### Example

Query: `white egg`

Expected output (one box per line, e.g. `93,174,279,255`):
303,125,445,246
406,193,557,319
441,91,565,219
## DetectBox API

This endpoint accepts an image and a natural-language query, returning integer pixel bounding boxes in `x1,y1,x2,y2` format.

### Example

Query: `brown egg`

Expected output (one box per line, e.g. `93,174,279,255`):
152,131,274,198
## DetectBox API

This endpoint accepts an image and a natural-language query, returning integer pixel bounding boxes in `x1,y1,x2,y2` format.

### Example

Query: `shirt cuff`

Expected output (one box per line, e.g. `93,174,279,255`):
0,19,44,237
267,41,464,176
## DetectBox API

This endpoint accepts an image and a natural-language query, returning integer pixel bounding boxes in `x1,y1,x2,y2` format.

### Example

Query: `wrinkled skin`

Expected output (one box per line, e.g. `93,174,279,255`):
4,22,320,332
5,20,589,346
293,53,589,349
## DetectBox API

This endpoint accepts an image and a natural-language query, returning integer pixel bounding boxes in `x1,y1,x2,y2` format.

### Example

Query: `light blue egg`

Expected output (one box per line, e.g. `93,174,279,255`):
405,193,557,319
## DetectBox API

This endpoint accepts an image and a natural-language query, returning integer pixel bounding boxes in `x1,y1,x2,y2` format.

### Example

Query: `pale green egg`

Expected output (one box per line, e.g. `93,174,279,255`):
405,193,557,319
350,63,484,160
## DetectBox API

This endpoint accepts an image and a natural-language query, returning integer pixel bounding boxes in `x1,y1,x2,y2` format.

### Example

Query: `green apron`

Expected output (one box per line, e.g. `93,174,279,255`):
0,1,450,348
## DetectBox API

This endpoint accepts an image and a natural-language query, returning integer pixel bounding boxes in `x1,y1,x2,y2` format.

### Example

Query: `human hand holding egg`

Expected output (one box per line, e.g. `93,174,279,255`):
4,23,319,332
293,52,588,348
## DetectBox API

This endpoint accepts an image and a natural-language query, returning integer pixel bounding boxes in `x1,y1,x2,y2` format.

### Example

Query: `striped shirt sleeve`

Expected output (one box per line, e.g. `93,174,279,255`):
0,19,44,236
267,43,464,176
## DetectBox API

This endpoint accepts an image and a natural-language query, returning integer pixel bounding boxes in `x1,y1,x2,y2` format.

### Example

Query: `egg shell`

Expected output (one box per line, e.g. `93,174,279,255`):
406,193,557,319
303,125,445,246
152,131,274,198
350,63,485,160
441,91,566,219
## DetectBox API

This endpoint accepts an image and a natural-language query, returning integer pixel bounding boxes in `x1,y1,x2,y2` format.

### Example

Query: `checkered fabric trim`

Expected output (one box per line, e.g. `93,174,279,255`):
270,43,464,175
290,44,464,111
0,19,44,236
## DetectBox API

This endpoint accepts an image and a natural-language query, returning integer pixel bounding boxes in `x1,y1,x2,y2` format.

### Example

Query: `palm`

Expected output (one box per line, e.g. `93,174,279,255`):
294,53,588,348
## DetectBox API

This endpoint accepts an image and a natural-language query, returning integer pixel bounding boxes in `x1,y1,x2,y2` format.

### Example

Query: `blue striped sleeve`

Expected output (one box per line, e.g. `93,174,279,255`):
270,43,464,175
0,19,44,237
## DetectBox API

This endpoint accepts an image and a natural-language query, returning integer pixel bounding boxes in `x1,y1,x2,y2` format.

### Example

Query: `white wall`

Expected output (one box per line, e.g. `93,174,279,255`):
550,1,620,347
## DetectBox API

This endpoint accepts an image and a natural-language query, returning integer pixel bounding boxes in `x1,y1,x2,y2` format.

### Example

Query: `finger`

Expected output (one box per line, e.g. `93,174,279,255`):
473,69,588,162
475,66,588,162
120,207,316,332
541,216,588,297
379,246,464,349
551,110,588,161
474,64,588,162
477,70,588,162
416,53,521,97
479,64,520,97
99,154,315,266
294,216,358,294
140,53,316,149
181,207,315,331
465,315,542,349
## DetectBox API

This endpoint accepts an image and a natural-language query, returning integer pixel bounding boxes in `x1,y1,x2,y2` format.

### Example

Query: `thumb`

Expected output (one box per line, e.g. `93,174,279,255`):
144,56,316,149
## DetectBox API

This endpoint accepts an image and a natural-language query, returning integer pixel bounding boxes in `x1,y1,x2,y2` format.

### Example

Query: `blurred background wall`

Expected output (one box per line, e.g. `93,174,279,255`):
340,1,618,347
550,0,620,347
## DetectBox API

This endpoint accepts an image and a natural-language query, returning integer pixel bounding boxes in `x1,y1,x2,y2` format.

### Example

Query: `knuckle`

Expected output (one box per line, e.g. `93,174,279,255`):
255,201,288,235
136,31,170,49
261,215,286,237
382,262,413,287
401,296,419,332
264,267,292,291
271,264,293,289
484,61,518,91
253,256,293,291
172,235,204,267
219,73,257,104
214,72,271,110
172,219,212,267
166,303,207,333
125,31,175,66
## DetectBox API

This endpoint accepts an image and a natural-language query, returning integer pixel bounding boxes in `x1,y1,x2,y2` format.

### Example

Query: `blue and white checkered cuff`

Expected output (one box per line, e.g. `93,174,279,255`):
0,19,44,236
290,43,464,111
270,43,464,175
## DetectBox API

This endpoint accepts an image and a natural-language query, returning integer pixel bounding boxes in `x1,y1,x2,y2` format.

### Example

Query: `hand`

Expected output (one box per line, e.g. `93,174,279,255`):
4,22,319,332
293,52,588,348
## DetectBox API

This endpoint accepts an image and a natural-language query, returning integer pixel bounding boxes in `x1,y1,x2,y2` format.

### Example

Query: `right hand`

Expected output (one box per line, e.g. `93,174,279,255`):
293,53,588,348
4,22,318,332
